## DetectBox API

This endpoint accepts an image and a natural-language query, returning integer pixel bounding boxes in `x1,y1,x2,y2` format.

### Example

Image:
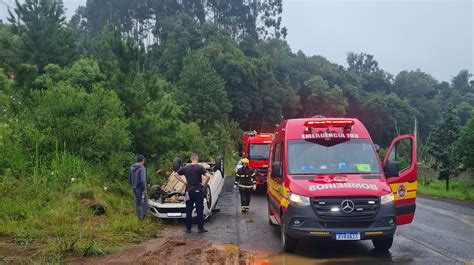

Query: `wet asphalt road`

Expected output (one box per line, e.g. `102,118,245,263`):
193,177,474,264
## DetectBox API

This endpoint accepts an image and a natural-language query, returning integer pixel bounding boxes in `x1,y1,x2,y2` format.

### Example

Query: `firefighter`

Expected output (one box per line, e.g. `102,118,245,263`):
234,158,257,212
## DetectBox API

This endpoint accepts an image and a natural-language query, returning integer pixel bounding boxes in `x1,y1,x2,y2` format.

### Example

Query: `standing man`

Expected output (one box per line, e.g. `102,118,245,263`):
129,154,147,220
173,153,212,233
235,158,257,212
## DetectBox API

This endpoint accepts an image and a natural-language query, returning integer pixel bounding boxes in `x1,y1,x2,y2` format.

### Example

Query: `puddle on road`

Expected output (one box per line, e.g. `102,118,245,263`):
213,243,413,265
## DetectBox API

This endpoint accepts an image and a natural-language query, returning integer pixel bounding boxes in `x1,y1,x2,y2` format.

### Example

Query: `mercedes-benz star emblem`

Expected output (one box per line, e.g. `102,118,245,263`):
341,200,355,213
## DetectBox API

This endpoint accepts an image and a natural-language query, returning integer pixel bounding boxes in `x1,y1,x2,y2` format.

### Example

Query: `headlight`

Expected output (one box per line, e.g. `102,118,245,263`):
381,193,394,205
288,192,310,206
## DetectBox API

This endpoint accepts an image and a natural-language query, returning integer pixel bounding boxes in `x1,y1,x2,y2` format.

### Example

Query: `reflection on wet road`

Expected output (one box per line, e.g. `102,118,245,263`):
202,177,474,264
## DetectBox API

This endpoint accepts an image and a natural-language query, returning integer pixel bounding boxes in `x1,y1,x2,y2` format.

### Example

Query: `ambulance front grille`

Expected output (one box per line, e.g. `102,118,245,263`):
312,197,379,219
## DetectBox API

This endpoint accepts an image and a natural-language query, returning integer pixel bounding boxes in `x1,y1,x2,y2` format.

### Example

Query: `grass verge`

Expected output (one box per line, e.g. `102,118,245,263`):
418,177,474,201
0,175,159,263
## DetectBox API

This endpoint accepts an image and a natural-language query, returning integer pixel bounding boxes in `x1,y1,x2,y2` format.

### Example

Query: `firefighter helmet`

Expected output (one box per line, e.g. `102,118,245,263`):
241,158,249,164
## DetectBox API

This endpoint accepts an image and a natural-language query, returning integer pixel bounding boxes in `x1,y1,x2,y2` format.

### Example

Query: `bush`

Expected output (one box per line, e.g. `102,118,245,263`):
0,71,31,176
8,84,131,177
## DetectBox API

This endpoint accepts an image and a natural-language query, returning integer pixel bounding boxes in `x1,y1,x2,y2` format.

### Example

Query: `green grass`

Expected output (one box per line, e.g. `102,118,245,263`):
418,176,474,201
0,156,160,263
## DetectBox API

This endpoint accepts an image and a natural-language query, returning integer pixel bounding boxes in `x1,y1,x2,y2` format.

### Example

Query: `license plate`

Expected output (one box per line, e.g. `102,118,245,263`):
167,212,182,217
336,232,361,240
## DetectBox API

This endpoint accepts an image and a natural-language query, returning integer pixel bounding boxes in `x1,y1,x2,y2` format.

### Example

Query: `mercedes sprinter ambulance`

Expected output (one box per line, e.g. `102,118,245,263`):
267,118,417,252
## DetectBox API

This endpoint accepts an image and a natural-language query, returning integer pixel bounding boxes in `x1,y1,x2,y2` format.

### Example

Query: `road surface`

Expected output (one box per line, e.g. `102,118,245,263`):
198,176,474,264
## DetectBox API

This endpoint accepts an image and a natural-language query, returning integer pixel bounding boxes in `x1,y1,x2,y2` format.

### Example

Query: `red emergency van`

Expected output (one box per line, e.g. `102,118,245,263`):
267,118,417,252
239,131,273,187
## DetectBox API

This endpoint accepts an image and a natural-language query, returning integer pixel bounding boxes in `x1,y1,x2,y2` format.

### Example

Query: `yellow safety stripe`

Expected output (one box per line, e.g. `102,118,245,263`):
268,178,289,208
389,181,417,200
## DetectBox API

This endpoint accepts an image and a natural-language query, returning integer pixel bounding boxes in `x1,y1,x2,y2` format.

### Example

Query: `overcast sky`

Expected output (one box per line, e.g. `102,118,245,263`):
1,0,472,82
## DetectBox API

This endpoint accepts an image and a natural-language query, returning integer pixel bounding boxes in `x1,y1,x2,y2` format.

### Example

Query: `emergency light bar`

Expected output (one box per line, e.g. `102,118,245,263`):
304,120,354,127
258,134,273,138
243,130,257,136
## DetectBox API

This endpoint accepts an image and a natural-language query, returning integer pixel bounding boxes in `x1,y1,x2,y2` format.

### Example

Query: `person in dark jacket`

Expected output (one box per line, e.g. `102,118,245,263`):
129,154,147,220
234,158,256,212
172,153,212,233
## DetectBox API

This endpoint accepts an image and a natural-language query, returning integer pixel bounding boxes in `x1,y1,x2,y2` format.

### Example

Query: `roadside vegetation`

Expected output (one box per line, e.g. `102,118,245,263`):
418,168,474,201
0,0,473,262
0,170,158,263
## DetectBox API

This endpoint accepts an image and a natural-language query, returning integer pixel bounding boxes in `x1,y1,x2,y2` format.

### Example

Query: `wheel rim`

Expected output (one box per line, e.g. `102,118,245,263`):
206,187,211,209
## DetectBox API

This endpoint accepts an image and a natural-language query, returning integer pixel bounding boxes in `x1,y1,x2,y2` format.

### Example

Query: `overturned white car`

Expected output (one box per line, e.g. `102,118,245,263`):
148,157,225,219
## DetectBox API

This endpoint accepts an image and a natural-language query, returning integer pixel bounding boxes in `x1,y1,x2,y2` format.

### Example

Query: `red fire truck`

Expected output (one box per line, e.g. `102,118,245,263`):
238,131,273,187
267,118,417,252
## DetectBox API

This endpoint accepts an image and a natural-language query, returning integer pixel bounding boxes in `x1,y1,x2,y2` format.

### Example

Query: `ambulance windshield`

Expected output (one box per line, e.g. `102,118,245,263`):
249,144,271,160
287,139,381,174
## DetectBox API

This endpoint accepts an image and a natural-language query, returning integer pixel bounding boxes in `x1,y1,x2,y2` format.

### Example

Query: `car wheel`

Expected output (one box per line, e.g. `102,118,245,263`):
372,237,393,252
281,214,297,252
205,186,212,210
215,157,224,177
172,157,182,172
150,185,160,200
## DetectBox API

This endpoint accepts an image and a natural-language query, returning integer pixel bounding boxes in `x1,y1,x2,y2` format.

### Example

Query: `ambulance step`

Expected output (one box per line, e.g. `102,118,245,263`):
269,215,279,225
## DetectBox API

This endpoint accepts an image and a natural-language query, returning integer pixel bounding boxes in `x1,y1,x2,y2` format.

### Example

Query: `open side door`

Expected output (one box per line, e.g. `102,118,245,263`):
383,134,417,225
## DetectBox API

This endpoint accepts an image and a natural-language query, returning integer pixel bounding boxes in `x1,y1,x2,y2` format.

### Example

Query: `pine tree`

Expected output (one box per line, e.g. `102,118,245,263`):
177,51,231,129
8,0,75,71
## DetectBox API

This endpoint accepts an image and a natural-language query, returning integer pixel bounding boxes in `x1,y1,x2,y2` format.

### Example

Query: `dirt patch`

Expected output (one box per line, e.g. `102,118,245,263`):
0,237,29,264
72,236,251,265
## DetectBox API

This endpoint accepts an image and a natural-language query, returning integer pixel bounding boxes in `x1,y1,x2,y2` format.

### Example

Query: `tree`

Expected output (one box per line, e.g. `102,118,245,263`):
426,107,461,191
358,93,416,146
302,75,348,117
346,52,379,74
8,0,75,71
451,70,472,95
454,111,474,172
0,24,22,73
153,13,203,81
177,51,231,128
393,70,440,140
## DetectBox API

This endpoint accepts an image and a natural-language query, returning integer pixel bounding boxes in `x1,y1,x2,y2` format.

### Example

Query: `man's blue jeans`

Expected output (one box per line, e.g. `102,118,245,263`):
133,188,148,220
185,190,204,230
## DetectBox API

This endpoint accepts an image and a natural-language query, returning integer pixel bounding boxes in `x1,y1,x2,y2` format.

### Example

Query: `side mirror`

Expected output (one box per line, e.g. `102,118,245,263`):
238,144,243,157
384,160,400,178
271,163,283,178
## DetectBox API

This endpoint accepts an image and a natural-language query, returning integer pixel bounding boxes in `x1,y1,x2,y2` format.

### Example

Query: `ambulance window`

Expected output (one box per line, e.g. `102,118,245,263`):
272,143,281,164
287,139,381,174
387,138,412,172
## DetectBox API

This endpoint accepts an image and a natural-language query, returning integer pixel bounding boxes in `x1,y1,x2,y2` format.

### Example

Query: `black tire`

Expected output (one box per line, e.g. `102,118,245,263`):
281,214,298,252
149,185,161,200
172,157,182,172
205,186,212,210
214,157,224,177
372,237,393,252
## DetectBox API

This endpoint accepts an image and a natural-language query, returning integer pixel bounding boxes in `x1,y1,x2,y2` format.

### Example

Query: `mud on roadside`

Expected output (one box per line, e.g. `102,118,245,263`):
0,237,30,264
72,236,252,265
